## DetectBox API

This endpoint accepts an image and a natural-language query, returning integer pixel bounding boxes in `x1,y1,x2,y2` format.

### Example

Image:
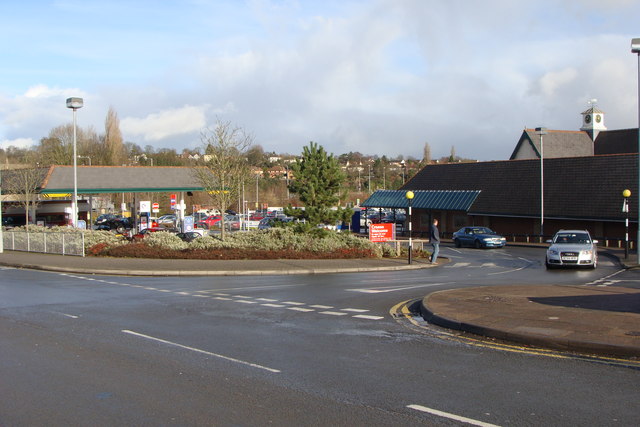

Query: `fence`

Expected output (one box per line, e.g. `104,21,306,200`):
2,231,85,256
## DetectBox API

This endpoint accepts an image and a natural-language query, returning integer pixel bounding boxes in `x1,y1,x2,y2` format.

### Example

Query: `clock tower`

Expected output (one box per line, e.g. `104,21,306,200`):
580,99,606,141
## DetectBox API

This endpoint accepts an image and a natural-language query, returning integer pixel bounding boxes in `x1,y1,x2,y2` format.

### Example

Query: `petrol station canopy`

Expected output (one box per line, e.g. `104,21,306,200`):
37,165,207,195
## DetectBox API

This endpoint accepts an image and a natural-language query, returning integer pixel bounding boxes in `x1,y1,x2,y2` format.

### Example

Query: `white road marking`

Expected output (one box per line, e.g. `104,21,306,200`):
319,311,348,316
122,330,280,373
261,303,286,308
56,313,79,319
310,305,333,309
407,404,501,427
234,300,257,304
282,301,306,305
348,282,453,294
341,308,369,313
256,298,278,302
213,296,232,300
286,307,315,312
353,314,384,320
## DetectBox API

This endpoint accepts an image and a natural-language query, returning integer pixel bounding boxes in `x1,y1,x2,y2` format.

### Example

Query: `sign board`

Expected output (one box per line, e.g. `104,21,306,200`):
170,194,177,210
369,223,395,242
184,215,194,232
76,220,86,230
152,202,160,213
139,201,151,213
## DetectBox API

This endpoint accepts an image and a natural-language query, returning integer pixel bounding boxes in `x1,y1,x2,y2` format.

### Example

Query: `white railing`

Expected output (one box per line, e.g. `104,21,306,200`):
2,231,85,256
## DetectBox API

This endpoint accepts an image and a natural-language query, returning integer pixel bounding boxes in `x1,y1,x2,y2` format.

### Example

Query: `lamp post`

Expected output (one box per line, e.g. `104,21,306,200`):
623,189,631,260
632,38,640,263
401,160,406,184
535,127,547,240
405,190,414,264
66,97,83,228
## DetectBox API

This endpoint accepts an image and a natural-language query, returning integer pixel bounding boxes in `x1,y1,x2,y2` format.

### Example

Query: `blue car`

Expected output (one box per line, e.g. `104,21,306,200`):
452,227,506,249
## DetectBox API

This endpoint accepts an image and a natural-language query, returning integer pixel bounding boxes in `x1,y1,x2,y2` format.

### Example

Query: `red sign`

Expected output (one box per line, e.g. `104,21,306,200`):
152,202,160,212
369,223,395,242
170,194,177,209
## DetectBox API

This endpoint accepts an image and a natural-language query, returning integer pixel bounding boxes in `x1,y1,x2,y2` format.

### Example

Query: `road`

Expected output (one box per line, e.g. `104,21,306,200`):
1,245,639,426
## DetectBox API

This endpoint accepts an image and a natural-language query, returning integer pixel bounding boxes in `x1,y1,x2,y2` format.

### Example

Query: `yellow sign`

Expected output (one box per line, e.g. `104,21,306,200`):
42,193,71,199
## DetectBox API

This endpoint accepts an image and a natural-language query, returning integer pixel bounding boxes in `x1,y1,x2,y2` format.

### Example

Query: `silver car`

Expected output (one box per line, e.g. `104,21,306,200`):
545,230,598,269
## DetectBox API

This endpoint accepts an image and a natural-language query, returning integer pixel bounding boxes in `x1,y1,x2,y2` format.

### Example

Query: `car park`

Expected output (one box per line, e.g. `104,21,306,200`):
452,226,506,248
545,230,598,269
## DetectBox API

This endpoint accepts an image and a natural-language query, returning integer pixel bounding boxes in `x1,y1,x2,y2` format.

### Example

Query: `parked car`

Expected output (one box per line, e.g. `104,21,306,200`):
545,230,598,269
223,215,241,231
176,231,203,242
452,226,506,248
95,215,133,233
258,216,295,230
132,227,171,240
197,215,222,229
156,214,177,227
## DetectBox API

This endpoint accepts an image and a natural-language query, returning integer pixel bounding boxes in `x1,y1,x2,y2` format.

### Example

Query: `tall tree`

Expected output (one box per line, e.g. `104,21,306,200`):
287,141,347,226
423,142,432,164
192,120,252,240
104,107,126,165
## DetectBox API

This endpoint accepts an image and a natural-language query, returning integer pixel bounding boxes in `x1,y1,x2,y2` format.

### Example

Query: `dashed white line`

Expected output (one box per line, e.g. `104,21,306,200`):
319,311,349,316
282,301,306,305
407,404,501,427
341,308,369,313
122,330,280,373
235,300,257,304
256,298,278,302
261,303,286,308
310,305,333,309
286,307,315,312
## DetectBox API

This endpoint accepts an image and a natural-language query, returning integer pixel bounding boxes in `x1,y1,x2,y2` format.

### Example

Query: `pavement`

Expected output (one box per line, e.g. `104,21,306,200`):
1,249,639,358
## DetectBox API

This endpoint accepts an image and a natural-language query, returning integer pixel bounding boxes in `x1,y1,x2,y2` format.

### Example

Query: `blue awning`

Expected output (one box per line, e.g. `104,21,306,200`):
361,190,481,211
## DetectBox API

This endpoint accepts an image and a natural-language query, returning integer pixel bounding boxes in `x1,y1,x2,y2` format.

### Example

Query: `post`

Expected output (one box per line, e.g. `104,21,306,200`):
406,191,414,264
624,189,631,259
66,97,83,228
535,127,547,240
632,39,640,264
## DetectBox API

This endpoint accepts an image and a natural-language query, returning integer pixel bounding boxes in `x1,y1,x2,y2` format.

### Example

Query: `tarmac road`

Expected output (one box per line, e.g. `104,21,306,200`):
1,244,639,425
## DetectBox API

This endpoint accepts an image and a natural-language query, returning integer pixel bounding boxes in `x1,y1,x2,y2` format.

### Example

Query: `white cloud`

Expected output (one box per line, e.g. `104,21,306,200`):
538,68,579,98
0,137,35,150
120,105,208,142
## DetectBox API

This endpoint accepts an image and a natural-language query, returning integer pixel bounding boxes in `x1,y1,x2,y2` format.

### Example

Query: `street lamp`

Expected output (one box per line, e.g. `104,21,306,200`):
535,127,547,240
401,160,406,184
66,97,83,228
623,189,631,260
405,190,414,264
632,38,640,263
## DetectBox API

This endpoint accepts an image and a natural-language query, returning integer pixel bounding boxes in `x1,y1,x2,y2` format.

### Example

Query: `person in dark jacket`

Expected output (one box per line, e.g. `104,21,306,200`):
429,218,440,263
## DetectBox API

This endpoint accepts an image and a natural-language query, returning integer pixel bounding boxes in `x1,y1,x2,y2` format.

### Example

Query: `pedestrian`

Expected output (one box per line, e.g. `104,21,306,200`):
429,218,440,263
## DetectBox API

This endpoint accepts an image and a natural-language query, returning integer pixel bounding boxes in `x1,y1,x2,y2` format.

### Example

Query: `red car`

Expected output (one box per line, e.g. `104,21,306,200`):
197,215,222,229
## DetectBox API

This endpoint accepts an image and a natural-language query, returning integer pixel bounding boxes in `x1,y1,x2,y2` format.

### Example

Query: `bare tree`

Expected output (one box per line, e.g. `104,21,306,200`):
192,120,252,240
2,165,47,230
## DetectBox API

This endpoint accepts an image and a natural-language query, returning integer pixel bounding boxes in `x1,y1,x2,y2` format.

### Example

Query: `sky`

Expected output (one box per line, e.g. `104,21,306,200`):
1,0,640,161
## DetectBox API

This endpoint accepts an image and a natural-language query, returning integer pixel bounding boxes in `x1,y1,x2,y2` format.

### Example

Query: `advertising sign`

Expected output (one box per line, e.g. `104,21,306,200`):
170,194,177,210
184,215,194,232
139,201,151,213
369,223,395,242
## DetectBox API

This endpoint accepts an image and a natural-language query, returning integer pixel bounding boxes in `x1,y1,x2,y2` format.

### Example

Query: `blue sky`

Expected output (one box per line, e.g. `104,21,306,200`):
1,0,640,161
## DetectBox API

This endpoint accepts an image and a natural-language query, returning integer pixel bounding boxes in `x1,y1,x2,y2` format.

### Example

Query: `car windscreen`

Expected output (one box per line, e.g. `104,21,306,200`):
554,233,590,244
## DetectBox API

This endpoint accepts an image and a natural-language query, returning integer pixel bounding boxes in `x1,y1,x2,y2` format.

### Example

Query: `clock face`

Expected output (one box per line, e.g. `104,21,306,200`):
595,114,602,123
585,114,592,124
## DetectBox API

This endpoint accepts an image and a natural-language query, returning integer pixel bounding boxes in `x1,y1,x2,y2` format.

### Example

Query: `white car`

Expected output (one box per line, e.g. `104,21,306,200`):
545,230,598,269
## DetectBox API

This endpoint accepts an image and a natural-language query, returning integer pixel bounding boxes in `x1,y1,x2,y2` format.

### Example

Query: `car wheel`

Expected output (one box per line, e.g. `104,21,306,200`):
116,225,125,233
454,239,461,248
474,239,482,249
545,259,551,269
